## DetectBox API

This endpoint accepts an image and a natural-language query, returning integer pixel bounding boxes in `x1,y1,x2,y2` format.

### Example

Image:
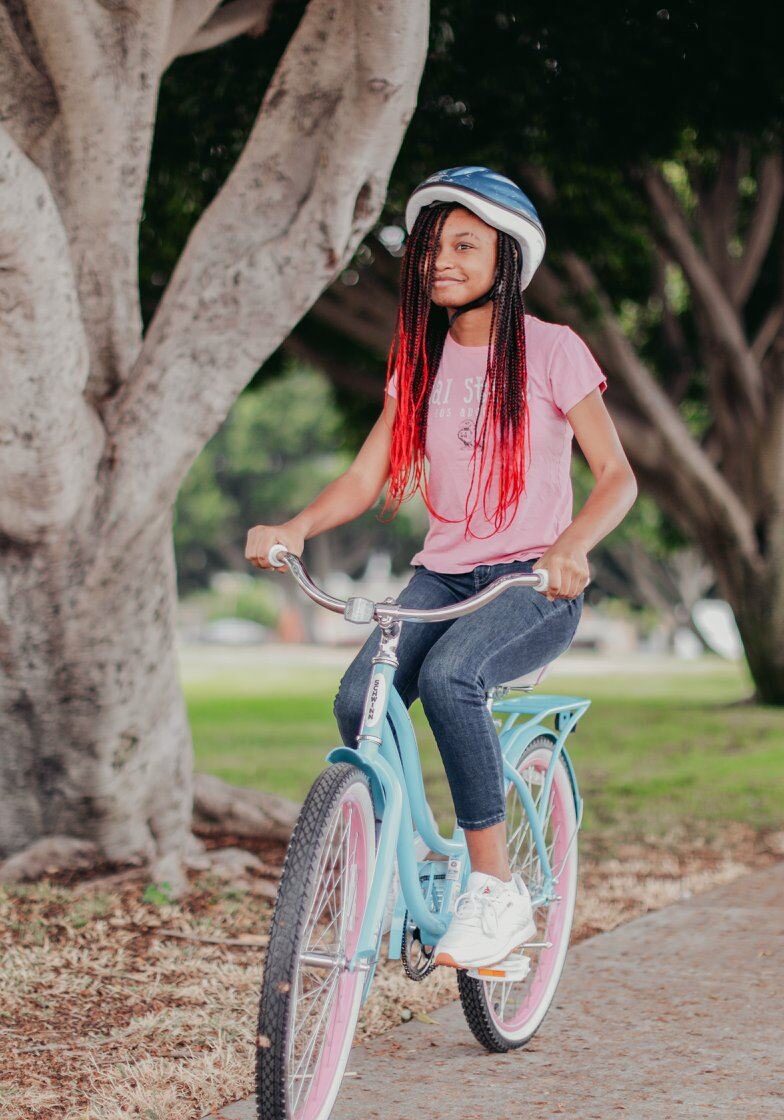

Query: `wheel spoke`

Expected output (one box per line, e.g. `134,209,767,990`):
289,964,342,1114
304,810,350,955
290,962,339,1059
303,811,343,942
284,794,366,1118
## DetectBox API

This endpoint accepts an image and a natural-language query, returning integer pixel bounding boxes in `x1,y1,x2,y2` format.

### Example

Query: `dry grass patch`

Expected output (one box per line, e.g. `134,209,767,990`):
2,823,782,1119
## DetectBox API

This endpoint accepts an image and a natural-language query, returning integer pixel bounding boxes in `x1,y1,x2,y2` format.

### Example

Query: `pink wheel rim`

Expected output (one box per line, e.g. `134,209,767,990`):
488,749,576,1034
296,791,369,1120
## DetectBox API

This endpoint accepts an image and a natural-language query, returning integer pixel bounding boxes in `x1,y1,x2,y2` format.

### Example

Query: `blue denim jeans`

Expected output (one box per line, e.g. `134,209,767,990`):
332,558,583,831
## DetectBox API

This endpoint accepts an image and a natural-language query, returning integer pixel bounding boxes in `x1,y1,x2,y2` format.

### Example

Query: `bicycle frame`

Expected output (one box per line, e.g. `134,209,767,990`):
324,615,590,987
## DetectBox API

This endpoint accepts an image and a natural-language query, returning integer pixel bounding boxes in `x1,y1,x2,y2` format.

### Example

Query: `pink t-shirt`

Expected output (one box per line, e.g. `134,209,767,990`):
386,315,607,573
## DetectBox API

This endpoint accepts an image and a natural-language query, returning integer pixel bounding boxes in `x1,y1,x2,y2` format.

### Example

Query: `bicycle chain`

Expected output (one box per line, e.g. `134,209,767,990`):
400,871,446,981
400,915,438,980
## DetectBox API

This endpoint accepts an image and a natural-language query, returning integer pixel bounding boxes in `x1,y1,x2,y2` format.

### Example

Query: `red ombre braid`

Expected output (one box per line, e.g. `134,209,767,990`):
378,202,531,542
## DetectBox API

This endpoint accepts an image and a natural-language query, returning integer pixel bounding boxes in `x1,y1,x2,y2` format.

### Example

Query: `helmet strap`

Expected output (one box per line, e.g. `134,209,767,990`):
447,276,497,325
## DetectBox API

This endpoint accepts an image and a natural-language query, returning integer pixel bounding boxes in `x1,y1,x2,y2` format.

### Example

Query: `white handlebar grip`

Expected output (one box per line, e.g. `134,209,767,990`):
267,542,288,567
532,567,549,593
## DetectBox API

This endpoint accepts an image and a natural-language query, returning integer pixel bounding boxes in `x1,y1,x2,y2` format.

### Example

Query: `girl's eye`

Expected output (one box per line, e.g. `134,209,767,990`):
457,243,473,250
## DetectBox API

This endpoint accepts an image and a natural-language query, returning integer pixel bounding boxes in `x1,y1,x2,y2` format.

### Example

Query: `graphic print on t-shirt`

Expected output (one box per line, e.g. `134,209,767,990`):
427,371,533,459
457,421,473,449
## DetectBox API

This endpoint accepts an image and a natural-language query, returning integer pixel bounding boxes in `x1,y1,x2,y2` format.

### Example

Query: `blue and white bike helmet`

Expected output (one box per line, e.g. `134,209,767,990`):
404,166,546,293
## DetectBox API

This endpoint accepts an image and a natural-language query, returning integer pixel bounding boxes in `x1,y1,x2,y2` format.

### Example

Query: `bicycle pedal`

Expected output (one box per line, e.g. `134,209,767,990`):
467,951,532,983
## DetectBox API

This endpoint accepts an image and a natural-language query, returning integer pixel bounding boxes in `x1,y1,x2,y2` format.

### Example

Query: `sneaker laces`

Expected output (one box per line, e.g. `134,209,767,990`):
453,886,510,938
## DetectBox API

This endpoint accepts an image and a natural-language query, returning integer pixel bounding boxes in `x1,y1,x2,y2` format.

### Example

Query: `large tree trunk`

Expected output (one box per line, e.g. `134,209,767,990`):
0,0,429,883
717,546,784,702
0,511,193,881
517,157,784,703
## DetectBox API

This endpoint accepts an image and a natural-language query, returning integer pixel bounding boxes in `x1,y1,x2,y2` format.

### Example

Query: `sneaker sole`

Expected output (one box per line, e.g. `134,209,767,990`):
433,917,538,970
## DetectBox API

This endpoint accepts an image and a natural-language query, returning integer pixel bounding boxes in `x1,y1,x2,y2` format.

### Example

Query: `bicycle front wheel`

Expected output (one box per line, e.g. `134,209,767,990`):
257,762,376,1120
458,734,579,1052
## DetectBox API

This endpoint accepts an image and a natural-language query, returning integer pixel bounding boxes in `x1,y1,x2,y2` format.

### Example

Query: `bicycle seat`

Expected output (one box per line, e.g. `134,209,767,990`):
492,660,552,694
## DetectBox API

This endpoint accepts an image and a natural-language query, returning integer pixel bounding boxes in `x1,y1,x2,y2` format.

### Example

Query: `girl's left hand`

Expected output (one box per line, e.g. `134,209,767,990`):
534,544,591,602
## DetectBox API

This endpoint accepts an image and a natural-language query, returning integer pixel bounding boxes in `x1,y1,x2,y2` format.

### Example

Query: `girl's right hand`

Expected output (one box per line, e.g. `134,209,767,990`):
245,523,305,573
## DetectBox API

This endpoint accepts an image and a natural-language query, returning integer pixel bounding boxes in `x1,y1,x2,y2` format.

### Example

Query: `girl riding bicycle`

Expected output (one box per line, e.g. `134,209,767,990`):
247,166,637,972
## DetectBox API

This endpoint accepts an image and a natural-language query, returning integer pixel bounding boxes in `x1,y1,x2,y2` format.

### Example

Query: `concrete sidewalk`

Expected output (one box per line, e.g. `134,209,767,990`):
205,862,784,1120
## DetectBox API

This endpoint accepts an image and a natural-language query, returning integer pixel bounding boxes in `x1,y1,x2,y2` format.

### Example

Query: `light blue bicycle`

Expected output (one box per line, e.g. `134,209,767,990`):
257,544,588,1120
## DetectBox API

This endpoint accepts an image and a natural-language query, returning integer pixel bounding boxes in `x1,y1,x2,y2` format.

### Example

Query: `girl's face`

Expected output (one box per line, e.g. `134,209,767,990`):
427,206,498,310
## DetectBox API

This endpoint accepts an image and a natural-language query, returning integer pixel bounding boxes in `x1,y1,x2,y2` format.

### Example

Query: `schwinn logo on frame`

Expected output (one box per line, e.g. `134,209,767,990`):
363,673,386,728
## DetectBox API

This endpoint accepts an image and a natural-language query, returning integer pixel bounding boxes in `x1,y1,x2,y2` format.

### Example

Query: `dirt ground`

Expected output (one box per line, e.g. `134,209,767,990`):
2,821,782,1120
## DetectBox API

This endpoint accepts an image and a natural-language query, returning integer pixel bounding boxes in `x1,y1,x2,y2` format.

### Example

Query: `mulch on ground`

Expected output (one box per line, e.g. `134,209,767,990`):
2,821,782,1120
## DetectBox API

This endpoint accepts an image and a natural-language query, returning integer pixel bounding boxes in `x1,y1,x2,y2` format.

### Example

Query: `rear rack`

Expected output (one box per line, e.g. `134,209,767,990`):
488,691,591,735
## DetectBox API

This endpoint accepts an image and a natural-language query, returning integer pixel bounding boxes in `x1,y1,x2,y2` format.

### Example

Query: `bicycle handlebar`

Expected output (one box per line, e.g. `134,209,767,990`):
265,543,550,626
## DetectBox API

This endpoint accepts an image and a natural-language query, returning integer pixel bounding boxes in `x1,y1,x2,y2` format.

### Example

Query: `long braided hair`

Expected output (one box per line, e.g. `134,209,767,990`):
378,201,531,540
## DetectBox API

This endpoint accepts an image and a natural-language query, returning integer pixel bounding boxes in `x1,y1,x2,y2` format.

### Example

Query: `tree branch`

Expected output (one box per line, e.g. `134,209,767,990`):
619,540,681,616
168,0,274,66
0,124,104,541
752,303,783,364
309,268,398,355
530,253,763,573
164,0,274,70
103,0,427,537
693,141,743,285
283,335,382,399
652,246,696,404
164,0,221,68
732,151,784,306
642,165,765,422
25,0,174,401
698,419,723,467
0,3,57,153
192,772,299,842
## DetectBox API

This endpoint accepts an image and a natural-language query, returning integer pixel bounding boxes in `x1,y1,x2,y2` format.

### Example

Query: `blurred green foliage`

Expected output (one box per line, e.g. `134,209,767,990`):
174,363,428,591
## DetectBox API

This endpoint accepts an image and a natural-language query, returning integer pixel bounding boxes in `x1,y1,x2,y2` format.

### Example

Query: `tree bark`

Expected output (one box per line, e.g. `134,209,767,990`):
192,773,300,843
0,0,429,882
0,512,194,884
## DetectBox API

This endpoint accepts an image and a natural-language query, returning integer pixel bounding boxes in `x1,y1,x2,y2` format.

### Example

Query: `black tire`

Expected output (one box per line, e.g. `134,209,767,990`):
256,762,375,1120
457,735,579,1053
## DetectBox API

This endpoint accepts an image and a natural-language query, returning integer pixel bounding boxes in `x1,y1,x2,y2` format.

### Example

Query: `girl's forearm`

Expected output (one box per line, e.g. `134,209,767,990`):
286,470,379,540
557,466,638,554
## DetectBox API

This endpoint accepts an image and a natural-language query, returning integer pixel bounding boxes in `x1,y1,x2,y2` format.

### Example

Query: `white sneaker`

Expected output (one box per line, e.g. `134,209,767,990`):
433,870,537,969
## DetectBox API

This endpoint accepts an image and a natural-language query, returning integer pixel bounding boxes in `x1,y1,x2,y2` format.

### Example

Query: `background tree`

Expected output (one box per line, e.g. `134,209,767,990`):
274,1,784,702
143,4,784,697
570,461,715,647
0,0,429,887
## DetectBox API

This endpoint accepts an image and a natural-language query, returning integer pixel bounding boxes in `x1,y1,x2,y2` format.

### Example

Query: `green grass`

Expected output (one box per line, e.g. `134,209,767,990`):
184,652,784,844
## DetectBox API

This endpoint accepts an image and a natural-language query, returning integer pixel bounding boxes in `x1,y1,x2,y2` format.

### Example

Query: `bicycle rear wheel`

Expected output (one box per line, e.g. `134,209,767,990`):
458,734,579,1052
257,762,376,1120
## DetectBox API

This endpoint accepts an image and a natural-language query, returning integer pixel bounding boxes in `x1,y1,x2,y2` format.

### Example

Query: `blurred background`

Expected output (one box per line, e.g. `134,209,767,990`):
152,1,783,838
